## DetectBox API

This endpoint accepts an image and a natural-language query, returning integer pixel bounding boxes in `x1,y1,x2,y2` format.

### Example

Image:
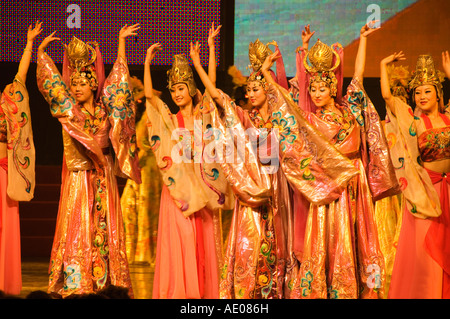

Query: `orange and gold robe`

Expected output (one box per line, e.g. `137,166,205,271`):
289,77,399,299
213,85,359,299
37,52,141,298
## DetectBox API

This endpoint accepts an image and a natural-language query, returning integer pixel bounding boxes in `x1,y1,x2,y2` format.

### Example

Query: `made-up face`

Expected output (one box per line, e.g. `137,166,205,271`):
70,77,95,104
246,81,267,108
170,83,192,108
309,81,334,108
414,85,439,113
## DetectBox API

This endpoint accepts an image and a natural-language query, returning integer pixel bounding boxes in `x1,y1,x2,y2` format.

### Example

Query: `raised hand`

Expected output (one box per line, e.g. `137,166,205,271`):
207,21,221,48
189,41,202,67
381,51,406,65
296,24,315,52
119,23,141,40
442,51,450,79
27,20,43,43
37,31,61,53
360,20,380,37
302,24,315,46
145,43,162,65
261,51,281,76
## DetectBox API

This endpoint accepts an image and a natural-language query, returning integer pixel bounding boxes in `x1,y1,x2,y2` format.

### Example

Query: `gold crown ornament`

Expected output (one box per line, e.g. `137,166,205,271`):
65,37,99,90
387,64,411,102
304,39,341,97
408,55,444,101
167,54,197,97
246,39,278,87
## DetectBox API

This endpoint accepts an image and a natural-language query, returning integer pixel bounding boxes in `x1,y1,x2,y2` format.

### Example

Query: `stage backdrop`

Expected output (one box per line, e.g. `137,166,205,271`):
1,0,222,66
234,0,450,78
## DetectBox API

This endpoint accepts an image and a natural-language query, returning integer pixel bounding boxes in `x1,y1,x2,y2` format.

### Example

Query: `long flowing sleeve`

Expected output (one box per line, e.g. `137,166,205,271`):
213,87,359,206
101,56,141,184
145,95,209,217
345,78,400,201
210,91,273,207
0,74,35,201
272,84,359,205
384,97,441,219
36,51,107,168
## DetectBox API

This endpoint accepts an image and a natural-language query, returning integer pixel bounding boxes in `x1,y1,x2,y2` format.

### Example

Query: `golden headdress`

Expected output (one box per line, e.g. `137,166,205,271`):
65,37,99,90
387,64,411,103
247,39,275,86
408,55,444,100
167,54,197,97
303,39,341,97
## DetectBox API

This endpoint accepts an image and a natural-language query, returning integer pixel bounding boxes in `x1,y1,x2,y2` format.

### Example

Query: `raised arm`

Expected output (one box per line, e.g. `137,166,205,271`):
260,51,282,87
190,41,224,107
294,25,315,83
442,50,450,80
353,22,379,83
144,43,162,106
17,21,42,83
380,51,406,115
37,30,60,56
207,22,221,85
118,23,140,60
297,24,315,52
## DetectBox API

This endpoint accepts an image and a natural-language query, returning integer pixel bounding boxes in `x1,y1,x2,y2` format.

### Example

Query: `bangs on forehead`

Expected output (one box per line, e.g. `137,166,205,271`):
414,84,436,91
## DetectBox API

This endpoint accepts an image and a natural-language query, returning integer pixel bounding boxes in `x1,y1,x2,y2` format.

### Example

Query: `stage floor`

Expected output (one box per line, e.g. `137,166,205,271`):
19,258,154,299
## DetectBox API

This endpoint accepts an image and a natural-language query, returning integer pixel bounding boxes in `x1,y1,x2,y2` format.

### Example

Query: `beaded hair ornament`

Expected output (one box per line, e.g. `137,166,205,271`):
65,37,99,90
303,39,341,97
167,54,197,97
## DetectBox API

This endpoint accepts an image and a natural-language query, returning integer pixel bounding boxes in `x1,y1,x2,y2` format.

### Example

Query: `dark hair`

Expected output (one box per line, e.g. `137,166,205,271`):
409,84,441,111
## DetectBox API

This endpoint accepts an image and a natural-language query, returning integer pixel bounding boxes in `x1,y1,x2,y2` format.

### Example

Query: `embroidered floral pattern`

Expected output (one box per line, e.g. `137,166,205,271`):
271,111,297,151
92,171,109,290
64,264,82,291
80,103,106,135
102,82,133,119
300,271,313,297
317,105,354,143
43,75,73,114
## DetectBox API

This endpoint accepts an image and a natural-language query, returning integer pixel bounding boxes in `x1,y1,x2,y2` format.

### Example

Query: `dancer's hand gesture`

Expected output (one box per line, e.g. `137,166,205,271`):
38,31,60,53
207,22,221,48
145,43,162,65
381,51,406,66
442,51,450,79
27,20,43,43
360,20,380,37
119,23,141,39
190,41,202,67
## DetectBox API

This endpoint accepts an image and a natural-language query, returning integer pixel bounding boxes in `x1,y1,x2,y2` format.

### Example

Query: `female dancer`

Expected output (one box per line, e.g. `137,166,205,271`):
120,76,162,268
145,23,234,299
381,51,450,298
0,21,39,296
36,24,141,298
289,23,399,299
189,30,359,298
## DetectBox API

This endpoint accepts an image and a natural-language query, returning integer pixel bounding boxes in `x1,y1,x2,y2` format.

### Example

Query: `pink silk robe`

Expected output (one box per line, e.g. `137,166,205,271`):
36,52,141,298
213,86,359,299
290,78,399,299
0,74,36,295
147,93,234,299
386,97,450,298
